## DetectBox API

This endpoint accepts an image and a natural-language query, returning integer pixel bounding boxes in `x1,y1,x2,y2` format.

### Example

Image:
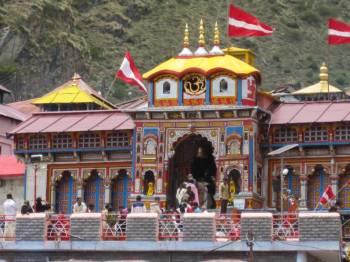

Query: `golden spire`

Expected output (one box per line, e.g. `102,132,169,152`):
183,23,189,48
214,21,220,46
319,62,328,90
198,19,205,47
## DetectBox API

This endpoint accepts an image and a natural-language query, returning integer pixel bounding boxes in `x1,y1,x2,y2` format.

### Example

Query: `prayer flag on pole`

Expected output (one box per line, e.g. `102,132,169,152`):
116,52,147,93
319,185,335,205
228,4,273,37
328,19,350,45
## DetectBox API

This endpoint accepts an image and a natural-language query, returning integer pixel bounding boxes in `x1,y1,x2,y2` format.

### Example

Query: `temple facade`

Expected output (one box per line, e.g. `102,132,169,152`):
8,21,350,221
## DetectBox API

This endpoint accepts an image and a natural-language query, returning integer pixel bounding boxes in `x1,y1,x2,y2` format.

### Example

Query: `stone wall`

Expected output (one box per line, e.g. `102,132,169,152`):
15,213,46,241
241,212,272,241
299,212,341,241
70,213,101,241
126,213,158,241
183,212,215,241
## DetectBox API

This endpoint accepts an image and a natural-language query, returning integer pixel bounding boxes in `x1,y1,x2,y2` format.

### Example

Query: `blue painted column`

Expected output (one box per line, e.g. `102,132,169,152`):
131,129,136,181
178,80,183,105
248,135,254,191
205,79,210,105
237,79,242,106
149,82,154,107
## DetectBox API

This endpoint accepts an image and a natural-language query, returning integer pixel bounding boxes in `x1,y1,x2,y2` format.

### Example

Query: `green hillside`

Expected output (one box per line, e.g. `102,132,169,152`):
0,0,349,103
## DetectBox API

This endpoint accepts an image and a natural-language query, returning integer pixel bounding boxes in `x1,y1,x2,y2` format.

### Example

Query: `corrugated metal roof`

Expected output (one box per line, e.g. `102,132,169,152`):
271,101,350,125
10,110,134,134
0,104,27,122
0,156,25,177
0,85,11,94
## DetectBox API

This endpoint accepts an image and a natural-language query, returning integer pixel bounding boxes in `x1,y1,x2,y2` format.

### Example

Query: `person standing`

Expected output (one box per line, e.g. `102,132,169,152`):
3,193,17,239
73,197,87,213
131,195,146,213
219,177,229,214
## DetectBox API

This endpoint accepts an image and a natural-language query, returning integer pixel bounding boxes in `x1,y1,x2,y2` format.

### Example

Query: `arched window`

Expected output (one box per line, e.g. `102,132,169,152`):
219,79,228,93
163,81,171,94
304,126,328,142
335,125,350,141
52,133,73,149
106,131,129,147
273,127,298,143
144,139,156,155
78,133,101,148
226,139,241,155
29,134,48,150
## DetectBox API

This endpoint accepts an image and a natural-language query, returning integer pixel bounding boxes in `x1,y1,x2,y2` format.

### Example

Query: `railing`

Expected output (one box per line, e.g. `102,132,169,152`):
159,213,183,241
101,213,127,240
272,213,299,240
46,214,70,241
0,215,16,241
215,213,241,241
342,216,350,241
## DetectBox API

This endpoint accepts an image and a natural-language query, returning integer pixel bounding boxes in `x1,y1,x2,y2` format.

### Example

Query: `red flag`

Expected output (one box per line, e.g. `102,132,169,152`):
228,4,273,37
116,52,147,93
319,185,335,205
328,19,350,45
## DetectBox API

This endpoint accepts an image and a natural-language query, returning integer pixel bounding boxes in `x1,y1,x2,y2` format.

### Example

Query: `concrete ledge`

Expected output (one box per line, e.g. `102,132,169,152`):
299,212,340,218
70,213,101,218
16,213,46,219
183,212,215,218
127,213,158,218
241,212,273,218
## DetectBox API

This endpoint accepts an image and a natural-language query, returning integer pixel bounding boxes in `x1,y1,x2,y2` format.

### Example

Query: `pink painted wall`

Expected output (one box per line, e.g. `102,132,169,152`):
0,116,19,156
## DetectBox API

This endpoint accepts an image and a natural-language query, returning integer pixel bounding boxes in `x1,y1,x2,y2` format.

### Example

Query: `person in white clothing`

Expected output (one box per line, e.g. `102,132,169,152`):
73,197,87,213
3,193,17,240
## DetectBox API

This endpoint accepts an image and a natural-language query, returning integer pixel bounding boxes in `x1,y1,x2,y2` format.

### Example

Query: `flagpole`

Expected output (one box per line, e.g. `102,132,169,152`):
327,40,330,101
105,77,116,100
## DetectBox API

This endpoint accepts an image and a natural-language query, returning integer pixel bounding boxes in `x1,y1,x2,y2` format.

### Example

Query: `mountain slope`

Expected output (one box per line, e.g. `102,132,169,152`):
0,0,349,103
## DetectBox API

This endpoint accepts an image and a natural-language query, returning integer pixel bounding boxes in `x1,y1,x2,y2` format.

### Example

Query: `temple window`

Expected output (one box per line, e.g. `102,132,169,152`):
304,126,328,142
16,136,25,150
273,127,298,143
219,79,228,93
335,125,350,141
163,81,171,94
52,133,73,149
144,138,157,155
78,133,101,148
106,131,129,147
28,134,48,150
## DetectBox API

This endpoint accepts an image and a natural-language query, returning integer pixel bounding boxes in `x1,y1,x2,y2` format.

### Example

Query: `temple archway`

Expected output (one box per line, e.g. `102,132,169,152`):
55,170,77,214
167,133,217,208
111,169,129,210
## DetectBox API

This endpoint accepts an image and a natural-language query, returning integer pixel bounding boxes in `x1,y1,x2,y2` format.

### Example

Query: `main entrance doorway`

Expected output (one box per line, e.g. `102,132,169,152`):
168,134,217,208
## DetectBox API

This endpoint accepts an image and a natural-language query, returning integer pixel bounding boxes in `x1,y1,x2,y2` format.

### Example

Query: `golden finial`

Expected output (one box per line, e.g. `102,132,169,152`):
319,62,328,82
183,23,189,48
214,21,220,46
72,73,81,84
198,18,205,47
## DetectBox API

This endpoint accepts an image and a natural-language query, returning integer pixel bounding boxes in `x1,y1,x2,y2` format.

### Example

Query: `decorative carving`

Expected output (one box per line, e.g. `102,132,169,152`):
144,138,157,155
183,74,206,95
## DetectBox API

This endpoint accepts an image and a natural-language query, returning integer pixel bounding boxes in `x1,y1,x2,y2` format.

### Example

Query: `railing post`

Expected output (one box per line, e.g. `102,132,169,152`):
15,213,46,241
241,212,273,241
126,213,158,241
183,213,215,241
70,213,101,241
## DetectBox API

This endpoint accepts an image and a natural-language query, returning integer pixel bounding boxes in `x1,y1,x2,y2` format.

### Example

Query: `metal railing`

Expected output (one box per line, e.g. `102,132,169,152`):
215,213,241,241
159,213,183,241
272,213,299,240
0,215,16,241
101,213,127,240
46,214,70,241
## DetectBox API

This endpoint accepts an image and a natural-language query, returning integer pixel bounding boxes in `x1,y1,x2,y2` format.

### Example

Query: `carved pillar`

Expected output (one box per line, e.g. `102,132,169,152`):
50,184,56,211
104,178,111,205
330,175,339,200
299,175,308,210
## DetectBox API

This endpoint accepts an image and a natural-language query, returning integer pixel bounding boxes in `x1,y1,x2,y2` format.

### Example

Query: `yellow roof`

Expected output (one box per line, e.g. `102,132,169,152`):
143,54,260,81
293,62,342,95
32,74,114,109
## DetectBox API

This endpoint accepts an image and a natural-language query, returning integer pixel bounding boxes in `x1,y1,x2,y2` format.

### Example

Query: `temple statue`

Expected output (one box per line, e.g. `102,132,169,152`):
147,181,154,196
228,180,236,204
